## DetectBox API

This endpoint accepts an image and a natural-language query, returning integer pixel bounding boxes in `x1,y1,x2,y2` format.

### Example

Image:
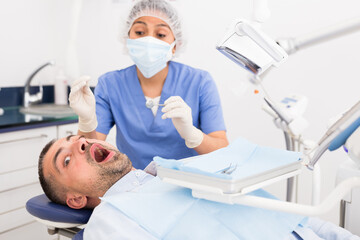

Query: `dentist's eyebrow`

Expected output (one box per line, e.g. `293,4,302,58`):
156,23,170,29
133,20,147,26
53,135,74,173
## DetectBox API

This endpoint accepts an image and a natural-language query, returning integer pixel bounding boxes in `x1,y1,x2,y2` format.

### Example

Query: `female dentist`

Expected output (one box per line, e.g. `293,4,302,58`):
69,0,229,169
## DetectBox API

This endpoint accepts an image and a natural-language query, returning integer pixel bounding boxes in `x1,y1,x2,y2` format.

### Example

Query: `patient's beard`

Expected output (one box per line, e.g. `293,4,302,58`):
85,143,132,194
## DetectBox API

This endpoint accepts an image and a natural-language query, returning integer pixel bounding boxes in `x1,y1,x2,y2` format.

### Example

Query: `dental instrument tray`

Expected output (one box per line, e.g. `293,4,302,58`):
155,137,303,195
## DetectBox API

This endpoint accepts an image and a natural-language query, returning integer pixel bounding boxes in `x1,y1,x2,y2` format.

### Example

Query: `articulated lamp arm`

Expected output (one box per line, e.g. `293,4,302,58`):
277,17,360,55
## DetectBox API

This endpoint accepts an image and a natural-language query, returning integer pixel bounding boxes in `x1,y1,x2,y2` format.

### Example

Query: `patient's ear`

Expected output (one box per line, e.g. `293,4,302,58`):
66,193,87,209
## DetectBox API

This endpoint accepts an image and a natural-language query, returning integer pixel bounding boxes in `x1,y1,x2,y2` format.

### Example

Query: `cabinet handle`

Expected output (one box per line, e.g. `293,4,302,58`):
0,134,48,144
0,181,39,194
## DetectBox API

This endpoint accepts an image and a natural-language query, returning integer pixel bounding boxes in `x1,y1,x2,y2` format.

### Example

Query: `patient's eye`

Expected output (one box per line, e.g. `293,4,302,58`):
64,156,71,167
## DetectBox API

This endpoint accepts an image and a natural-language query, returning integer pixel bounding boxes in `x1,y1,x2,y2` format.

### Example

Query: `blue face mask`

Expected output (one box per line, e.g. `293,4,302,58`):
126,36,176,78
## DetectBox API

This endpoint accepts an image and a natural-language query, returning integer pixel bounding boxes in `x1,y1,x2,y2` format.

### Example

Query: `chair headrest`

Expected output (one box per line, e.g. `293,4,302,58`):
26,194,92,224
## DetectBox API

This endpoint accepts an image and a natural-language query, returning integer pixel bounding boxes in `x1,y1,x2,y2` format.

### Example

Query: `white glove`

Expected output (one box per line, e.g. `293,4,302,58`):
161,96,203,148
69,76,97,132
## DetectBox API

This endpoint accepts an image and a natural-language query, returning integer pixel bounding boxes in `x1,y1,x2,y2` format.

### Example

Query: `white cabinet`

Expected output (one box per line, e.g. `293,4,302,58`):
0,124,73,240
0,128,56,174
0,123,118,240
106,126,117,148
57,123,117,147
0,126,57,240
57,123,79,138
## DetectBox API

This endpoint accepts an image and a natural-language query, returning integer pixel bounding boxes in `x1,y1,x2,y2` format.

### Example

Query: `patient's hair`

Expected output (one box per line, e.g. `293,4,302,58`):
38,139,67,205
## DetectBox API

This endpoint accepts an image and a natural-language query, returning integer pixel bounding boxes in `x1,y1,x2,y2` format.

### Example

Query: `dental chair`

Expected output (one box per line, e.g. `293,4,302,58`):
26,194,92,240
25,101,360,239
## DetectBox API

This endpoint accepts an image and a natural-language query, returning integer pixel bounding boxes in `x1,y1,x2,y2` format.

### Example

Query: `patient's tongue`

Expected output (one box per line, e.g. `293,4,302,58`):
90,143,111,163
95,148,104,162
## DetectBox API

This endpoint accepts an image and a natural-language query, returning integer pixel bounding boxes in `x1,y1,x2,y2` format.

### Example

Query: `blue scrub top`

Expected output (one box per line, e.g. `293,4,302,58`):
95,61,226,169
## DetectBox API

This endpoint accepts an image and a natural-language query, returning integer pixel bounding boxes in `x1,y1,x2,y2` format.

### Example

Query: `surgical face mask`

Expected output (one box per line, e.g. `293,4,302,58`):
126,36,176,78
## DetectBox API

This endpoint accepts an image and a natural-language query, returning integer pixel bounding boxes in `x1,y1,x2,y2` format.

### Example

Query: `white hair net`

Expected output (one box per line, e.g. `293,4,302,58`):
122,0,184,55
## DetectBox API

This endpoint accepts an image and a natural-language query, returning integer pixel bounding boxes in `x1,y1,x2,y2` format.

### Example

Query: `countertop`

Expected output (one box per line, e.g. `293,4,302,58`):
0,106,78,134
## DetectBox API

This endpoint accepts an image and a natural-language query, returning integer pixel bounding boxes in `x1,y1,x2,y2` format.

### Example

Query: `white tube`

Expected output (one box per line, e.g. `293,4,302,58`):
193,177,360,216
312,164,322,205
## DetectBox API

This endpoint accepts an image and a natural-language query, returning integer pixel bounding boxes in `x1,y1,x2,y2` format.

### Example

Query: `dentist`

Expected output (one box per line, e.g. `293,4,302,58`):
69,0,228,169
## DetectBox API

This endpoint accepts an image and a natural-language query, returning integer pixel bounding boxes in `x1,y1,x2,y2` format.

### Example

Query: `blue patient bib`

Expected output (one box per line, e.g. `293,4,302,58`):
102,177,305,240
154,137,302,180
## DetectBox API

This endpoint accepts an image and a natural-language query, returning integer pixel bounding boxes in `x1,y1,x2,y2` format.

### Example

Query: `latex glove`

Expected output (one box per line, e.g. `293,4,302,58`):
69,76,97,132
161,96,203,148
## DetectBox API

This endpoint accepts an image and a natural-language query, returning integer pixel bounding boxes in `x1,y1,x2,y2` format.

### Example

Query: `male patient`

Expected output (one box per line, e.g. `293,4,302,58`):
38,135,359,240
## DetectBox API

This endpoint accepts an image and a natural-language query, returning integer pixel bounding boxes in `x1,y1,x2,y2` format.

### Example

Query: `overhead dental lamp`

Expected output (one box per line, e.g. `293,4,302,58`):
216,19,288,76
217,15,360,158
216,4,360,204
217,13,360,75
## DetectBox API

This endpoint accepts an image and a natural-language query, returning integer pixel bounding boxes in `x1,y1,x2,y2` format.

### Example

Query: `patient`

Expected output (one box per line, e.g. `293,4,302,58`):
38,135,360,240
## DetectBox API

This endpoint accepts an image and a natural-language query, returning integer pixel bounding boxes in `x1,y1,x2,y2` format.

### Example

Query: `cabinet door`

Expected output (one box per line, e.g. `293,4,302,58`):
58,123,117,148
0,221,52,240
0,126,57,238
0,127,57,175
57,123,79,138
107,126,117,148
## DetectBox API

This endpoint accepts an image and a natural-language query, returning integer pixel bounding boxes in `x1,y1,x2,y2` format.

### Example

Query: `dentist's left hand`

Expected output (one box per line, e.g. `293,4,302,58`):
161,96,204,148
69,76,98,132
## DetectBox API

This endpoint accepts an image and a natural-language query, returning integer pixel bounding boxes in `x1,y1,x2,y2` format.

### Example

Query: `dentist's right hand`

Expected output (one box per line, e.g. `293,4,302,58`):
69,76,98,132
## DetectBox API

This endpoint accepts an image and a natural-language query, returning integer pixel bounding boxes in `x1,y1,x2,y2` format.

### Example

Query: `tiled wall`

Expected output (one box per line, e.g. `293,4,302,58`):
0,86,97,108
0,86,59,108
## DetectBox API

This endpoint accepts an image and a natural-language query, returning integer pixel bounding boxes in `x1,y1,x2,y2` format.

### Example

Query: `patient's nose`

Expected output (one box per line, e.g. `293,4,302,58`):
73,137,88,153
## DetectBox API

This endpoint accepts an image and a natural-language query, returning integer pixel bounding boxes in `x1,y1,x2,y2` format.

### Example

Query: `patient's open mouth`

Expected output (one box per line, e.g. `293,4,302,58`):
90,143,115,163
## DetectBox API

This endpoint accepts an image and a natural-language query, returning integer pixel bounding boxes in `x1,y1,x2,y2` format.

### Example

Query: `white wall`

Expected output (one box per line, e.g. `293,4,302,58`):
74,0,360,225
0,0,75,87
1,0,360,225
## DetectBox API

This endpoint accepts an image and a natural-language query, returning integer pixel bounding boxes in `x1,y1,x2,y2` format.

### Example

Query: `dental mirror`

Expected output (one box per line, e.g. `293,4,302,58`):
145,100,165,109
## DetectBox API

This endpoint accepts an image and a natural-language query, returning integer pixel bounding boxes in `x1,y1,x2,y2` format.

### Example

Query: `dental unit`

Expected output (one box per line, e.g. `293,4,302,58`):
24,1,360,239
